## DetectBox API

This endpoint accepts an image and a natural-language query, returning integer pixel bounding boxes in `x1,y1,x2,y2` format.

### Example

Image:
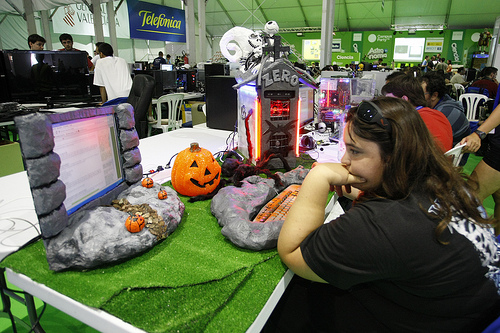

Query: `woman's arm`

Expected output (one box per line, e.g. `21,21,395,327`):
461,103,500,153
277,163,365,282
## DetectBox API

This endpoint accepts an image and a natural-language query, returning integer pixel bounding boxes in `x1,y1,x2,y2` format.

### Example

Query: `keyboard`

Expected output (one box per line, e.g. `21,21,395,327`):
253,184,301,223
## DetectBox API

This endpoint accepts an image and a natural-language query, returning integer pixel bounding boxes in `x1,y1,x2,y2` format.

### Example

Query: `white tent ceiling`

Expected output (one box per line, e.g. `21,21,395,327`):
0,0,499,38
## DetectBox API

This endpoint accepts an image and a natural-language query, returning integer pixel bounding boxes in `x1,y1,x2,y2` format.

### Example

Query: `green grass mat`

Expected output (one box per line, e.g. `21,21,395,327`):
0,189,288,332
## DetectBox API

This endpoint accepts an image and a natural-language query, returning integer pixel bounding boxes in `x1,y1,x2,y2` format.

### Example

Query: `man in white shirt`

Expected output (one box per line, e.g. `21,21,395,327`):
450,67,468,86
93,42,132,105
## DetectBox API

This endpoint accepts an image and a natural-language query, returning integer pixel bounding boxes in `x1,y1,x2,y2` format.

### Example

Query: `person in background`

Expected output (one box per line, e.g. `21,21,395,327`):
277,97,500,332
93,42,132,106
461,88,500,235
427,55,436,71
471,67,499,99
421,55,429,73
385,70,406,84
166,54,172,64
450,67,468,86
421,71,470,147
435,58,447,74
381,74,453,151
446,59,453,73
58,33,93,69
90,42,104,71
153,51,167,69
28,34,45,50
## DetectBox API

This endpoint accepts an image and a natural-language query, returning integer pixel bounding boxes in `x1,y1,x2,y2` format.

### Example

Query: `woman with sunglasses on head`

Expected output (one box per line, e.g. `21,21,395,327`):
277,97,500,332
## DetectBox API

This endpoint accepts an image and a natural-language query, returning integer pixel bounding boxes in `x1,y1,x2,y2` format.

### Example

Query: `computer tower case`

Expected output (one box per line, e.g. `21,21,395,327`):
205,75,237,131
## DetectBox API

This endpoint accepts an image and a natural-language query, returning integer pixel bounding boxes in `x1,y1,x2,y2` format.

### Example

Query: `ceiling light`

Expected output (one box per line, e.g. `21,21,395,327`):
391,24,445,32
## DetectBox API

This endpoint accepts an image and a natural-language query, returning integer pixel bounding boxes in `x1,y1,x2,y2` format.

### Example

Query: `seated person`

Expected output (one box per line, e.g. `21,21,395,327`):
381,74,453,151
93,43,133,106
471,66,498,98
421,71,470,146
277,97,500,332
28,34,45,50
450,67,468,86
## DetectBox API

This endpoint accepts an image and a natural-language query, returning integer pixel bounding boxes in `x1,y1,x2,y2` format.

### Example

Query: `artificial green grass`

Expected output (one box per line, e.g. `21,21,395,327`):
0,185,288,332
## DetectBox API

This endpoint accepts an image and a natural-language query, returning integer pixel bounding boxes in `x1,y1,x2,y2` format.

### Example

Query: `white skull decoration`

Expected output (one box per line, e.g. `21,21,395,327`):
264,21,279,36
317,122,327,133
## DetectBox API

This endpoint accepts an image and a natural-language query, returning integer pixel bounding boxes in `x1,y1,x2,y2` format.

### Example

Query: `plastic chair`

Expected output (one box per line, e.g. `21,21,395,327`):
459,93,488,121
444,143,466,167
148,93,185,135
454,83,465,100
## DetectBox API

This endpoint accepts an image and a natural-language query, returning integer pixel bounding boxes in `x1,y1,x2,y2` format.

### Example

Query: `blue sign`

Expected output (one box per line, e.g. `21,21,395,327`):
127,0,186,43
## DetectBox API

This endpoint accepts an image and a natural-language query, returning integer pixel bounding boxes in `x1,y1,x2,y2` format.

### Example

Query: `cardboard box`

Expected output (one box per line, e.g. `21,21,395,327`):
0,140,25,177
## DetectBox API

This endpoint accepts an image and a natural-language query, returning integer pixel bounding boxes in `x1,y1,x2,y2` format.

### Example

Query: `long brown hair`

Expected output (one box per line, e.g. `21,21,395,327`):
346,97,496,240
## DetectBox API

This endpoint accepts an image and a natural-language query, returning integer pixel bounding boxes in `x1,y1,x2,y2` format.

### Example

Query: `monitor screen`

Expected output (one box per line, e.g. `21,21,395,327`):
393,38,425,62
1,50,91,104
161,64,173,71
51,109,123,215
299,85,315,127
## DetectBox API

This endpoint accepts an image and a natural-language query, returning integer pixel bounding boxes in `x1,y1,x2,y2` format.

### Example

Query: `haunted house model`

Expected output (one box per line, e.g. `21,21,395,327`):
233,36,318,169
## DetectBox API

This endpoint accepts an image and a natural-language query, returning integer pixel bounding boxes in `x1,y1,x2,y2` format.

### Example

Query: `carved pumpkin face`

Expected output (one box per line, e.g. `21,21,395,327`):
142,177,154,188
125,213,145,233
158,189,168,200
171,142,221,196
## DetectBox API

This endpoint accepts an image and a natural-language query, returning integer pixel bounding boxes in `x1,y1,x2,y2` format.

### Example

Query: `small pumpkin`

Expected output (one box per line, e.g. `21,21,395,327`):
158,189,168,200
125,213,145,233
171,142,221,196
142,177,154,188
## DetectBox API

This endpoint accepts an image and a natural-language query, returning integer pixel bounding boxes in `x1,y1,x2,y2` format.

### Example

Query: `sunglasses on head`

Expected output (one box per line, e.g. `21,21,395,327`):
356,101,392,134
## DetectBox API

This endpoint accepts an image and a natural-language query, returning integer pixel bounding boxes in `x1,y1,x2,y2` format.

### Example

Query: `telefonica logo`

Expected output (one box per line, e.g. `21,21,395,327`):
336,55,354,60
139,11,182,29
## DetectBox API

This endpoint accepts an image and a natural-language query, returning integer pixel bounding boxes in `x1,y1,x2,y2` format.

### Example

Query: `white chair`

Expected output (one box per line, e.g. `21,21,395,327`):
454,83,465,100
459,93,488,121
444,143,466,167
148,93,185,135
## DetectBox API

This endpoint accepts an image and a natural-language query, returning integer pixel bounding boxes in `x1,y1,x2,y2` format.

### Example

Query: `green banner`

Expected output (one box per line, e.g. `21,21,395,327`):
448,31,465,64
331,52,361,66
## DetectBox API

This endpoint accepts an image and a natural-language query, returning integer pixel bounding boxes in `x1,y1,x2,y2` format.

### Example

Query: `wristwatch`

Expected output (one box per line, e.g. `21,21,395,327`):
474,130,487,140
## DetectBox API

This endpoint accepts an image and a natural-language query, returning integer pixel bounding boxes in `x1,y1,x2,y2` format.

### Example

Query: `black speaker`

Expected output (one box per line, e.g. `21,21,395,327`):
205,76,237,131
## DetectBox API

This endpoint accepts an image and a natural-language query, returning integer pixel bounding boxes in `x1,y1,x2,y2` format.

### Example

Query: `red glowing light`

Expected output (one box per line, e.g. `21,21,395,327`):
295,98,301,157
255,98,261,160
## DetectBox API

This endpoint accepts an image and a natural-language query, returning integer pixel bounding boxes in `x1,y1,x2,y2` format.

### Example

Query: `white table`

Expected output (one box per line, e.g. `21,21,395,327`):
0,125,344,333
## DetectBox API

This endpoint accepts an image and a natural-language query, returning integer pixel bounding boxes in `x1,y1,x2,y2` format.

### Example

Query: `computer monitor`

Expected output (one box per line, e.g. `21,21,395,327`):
1,50,91,104
50,107,124,215
161,64,173,71
299,85,315,127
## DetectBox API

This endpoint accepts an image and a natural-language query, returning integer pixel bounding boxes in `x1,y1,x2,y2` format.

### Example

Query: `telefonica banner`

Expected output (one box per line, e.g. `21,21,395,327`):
127,0,186,43
52,1,130,38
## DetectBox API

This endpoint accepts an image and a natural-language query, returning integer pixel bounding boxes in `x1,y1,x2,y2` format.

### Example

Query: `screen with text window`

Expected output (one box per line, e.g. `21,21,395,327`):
52,113,123,215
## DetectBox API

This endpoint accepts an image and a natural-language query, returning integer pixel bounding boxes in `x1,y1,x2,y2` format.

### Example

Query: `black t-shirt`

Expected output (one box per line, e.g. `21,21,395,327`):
301,193,500,332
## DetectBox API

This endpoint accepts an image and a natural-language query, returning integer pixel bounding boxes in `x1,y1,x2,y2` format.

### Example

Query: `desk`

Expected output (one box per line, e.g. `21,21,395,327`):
0,126,343,333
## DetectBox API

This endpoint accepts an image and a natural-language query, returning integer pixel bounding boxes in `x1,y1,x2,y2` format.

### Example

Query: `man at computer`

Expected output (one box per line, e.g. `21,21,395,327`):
28,34,46,51
93,42,132,106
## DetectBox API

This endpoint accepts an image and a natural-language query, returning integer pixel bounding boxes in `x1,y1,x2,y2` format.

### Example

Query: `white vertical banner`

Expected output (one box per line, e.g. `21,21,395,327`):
52,1,130,39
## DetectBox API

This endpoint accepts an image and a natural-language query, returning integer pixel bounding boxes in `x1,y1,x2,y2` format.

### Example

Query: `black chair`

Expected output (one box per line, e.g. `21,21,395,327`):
127,74,155,139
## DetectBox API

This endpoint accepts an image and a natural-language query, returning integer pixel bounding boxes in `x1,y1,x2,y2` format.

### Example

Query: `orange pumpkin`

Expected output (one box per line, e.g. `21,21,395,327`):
125,213,145,233
158,189,168,200
171,142,221,196
142,177,154,188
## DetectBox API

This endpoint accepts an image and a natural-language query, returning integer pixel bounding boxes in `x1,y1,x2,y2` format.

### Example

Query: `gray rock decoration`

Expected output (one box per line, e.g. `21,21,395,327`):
211,166,309,250
44,183,185,271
